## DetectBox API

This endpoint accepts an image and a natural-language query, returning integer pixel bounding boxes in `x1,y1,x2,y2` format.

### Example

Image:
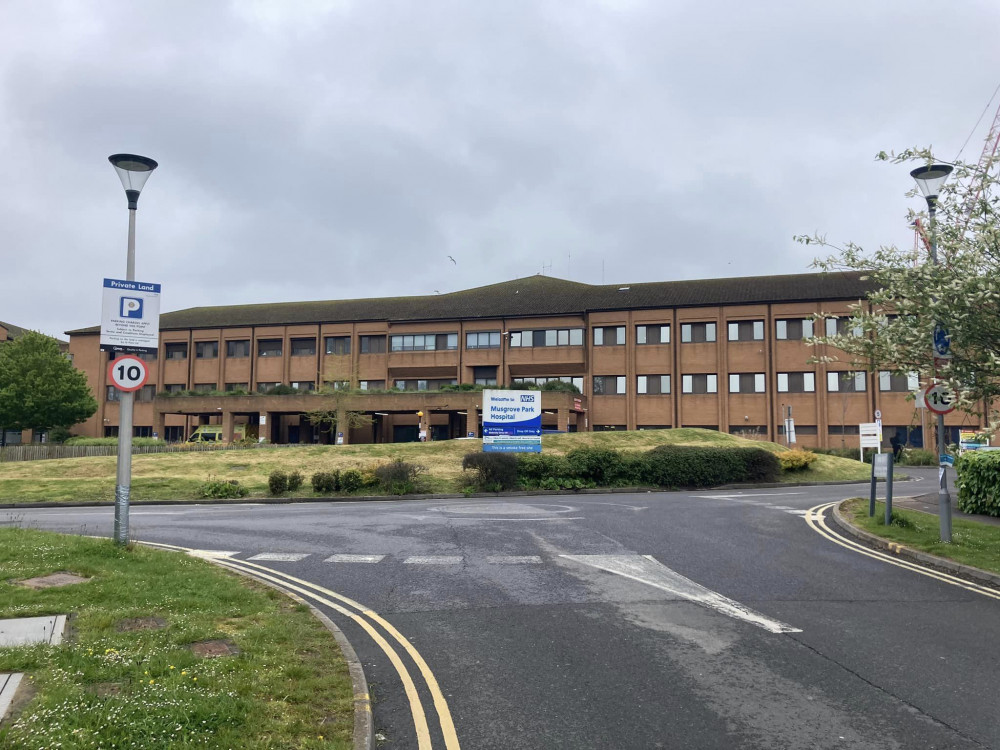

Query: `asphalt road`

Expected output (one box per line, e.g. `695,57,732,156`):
5,473,999,749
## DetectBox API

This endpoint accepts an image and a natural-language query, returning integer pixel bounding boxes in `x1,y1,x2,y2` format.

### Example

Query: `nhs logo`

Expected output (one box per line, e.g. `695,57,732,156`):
120,297,143,318
520,394,536,402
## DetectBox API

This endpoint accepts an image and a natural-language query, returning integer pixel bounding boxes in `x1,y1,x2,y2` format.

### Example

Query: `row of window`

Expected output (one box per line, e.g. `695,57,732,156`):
589,371,919,396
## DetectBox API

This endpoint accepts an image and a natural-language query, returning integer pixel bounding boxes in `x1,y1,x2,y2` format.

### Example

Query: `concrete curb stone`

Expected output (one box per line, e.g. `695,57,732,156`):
830,499,1000,589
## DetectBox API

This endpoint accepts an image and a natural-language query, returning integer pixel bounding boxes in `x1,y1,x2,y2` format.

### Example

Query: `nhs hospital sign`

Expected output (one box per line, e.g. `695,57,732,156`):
482,389,542,453
100,278,161,355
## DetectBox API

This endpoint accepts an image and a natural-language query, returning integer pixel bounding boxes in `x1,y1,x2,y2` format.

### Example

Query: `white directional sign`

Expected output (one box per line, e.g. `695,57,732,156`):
100,278,161,355
107,355,149,392
923,383,956,415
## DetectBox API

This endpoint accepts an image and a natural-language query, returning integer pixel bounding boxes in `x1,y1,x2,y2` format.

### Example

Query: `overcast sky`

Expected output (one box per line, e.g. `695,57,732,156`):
2,1,998,340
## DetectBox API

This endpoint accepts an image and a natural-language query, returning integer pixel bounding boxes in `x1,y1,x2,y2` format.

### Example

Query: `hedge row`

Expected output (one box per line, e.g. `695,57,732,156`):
956,451,1000,517
464,445,782,492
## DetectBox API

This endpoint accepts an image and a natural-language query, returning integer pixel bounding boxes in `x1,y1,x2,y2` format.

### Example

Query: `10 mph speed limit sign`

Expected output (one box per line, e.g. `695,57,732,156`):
923,382,956,415
108,355,149,392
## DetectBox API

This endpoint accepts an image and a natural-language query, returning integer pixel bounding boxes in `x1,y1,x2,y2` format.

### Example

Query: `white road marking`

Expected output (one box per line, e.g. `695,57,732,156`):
486,555,543,564
786,510,810,516
404,556,463,565
703,492,805,499
247,553,310,562
188,550,239,559
324,554,386,564
561,554,801,634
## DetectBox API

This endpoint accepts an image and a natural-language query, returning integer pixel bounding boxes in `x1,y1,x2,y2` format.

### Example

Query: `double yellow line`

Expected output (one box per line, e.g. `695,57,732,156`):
805,502,1000,601
146,543,461,750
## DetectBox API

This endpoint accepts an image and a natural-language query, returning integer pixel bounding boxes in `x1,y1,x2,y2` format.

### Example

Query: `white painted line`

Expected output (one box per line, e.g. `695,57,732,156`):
561,554,801,634
786,510,810,516
0,673,24,722
704,492,805,499
187,550,239,559
247,553,310,562
324,554,386,564
769,506,796,511
404,556,463,565
486,555,543,564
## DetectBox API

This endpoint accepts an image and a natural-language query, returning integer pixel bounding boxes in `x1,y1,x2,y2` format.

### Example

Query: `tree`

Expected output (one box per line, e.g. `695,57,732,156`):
798,148,1000,431
0,331,97,434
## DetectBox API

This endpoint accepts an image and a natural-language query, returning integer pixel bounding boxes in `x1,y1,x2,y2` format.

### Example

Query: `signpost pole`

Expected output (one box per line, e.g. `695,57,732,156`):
884,452,894,526
113,209,137,546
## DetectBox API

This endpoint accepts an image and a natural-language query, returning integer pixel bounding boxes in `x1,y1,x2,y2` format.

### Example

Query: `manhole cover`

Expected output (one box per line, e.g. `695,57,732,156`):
18,572,90,590
189,639,240,658
116,616,167,632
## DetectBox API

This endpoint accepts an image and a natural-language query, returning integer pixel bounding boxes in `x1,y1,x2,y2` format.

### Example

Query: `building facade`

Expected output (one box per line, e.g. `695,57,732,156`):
65,272,976,447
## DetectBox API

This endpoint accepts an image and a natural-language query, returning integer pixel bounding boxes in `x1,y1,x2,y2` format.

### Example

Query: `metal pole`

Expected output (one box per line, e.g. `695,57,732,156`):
929,200,952,543
113,207,137,545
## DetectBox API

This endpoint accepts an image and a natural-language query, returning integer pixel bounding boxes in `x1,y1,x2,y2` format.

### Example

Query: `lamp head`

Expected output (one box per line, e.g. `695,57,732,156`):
109,154,158,209
910,164,953,206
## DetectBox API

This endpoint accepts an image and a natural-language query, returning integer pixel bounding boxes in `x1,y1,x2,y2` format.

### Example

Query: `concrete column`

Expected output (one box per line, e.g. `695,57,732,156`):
222,410,234,443
259,412,270,443
420,406,431,441
466,409,480,438
153,411,165,441
336,407,349,445
557,408,569,432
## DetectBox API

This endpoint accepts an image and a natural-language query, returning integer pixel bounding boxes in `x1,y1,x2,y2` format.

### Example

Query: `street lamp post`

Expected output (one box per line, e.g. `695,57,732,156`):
911,163,953,543
108,153,158,545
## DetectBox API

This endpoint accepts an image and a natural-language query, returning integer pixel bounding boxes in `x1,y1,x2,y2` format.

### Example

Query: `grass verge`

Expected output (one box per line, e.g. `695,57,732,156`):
0,429,871,504
0,527,353,749
846,498,1000,576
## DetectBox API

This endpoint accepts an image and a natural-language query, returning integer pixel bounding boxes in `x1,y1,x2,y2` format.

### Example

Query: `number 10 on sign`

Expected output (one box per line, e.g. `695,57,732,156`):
108,355,149,392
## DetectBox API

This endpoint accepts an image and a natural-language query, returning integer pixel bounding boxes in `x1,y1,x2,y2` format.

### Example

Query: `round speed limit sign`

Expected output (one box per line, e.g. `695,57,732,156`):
108,355,149,392
923,382,956,415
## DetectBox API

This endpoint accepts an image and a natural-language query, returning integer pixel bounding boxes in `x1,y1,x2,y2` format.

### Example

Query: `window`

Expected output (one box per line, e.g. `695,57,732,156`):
878,371,920,392
226,340,250,358
193,383,217,393
777,372,816,393
258,339,282,357
466,331,501,349
164,384,185,394
290,381,315,391
681,374,718,394
389,333,458,352
636,325,670,345
593,326,626,346
359,380,385,390
825,318,863,338
291,338,316,356
138,350,157,362
325,336,351,355
728,373,766,394
256,382,280,393
592,376,626,395
360,335,386,354
827,371,867,393
637,375,670,395
829,425,861,435
473,365,498,386
164,342,187,360
195,341,218,359
327,380,350,391
509,328,584,347
136,385,156,403
775,319,814,340
225,382,249,392
105,386,120,402
393,378,457,391
680,322,716,343
512,376,584,391
133,426,153,438
727,321,764,342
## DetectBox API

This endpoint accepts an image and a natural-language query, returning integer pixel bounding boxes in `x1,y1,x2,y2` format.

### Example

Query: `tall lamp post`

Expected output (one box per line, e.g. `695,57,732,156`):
109,153,158,545
911,163,953,542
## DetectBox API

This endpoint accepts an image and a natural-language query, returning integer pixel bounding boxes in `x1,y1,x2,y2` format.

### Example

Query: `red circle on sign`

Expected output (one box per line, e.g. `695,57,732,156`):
108,355,149,392
923,383,955,415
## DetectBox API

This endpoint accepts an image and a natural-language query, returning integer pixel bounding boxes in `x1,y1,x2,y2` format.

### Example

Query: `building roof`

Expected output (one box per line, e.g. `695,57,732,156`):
1,321,70,350
66,271,873,335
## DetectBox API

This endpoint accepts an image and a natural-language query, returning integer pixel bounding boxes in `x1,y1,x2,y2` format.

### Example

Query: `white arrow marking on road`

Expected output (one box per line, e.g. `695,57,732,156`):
561,554,801,634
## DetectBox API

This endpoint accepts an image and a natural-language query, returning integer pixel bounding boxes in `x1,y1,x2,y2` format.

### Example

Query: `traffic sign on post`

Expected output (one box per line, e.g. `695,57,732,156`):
108,355,149,392
932,324,952,359
923,383,956,415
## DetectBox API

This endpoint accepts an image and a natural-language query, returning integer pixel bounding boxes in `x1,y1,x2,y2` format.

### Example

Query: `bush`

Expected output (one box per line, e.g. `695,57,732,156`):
540,380,581,394
956,451,1000,517
374,460,426,495
268,470,289,495
778,449,818,472
287,470,304,492
265,385,297,396
899,448,936,466
339,468,364,493
64,437,167,446
811,447,878,463
641,445,780,488
311,471,340,493
565,447,637,486
517,453,573,485
48,426,73,444
738,448,783,482
199,478,248,499
462,452,519,491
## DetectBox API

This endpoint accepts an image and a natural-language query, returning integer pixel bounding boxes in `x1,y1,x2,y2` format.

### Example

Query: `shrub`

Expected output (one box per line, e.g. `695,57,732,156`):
199,478,248,499
48,426,73,444
339,468,364,493
641,445,780,488
899,448,936,466
268,470,289,495
778,449,818,472
540,380,581,394
738,448,782,482
956,451,1000,517
311,471,340,493
265,385,297,396
462,452,519,491
517,453,573,485
64,437,167,446
374,460,426,495
566,447,633,485
287,470,304,492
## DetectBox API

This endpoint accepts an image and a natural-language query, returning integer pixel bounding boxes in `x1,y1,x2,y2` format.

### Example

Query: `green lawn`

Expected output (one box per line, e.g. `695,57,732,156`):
0,429,871,504
0,527,354,749
847,498,1000,576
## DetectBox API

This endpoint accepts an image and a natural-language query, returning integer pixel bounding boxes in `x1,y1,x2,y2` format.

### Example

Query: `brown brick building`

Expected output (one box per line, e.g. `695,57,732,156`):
64,272,975,447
